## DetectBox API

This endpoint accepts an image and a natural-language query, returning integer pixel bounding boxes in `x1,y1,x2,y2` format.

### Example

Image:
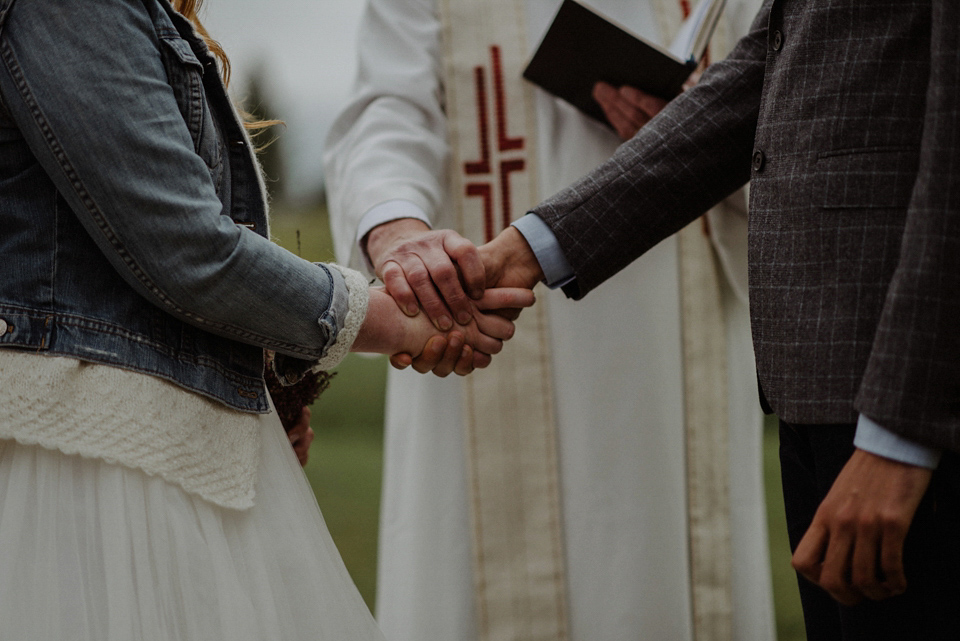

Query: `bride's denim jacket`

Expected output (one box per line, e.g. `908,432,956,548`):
0,0,348,412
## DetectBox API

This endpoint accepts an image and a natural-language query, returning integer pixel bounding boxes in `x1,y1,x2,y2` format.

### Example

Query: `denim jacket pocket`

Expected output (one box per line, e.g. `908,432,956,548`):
158,32,224,190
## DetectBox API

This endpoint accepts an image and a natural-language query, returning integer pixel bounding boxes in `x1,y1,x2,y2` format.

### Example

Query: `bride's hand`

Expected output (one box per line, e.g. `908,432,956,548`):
356,287,534,377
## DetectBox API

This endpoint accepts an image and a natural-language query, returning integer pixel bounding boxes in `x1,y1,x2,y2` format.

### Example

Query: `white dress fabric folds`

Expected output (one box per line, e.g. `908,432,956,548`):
0,408,385,641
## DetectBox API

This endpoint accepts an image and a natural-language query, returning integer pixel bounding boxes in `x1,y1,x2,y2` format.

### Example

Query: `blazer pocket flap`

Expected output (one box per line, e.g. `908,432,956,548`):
818,147,919,210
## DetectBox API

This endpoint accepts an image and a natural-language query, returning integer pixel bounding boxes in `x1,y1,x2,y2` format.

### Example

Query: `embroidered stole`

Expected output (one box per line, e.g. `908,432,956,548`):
437,0,569,639
438,0,738,638
655,1,736,638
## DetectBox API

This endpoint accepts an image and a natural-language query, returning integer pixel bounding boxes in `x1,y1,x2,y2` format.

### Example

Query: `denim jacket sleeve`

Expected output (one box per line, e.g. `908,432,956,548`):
0,0,352,361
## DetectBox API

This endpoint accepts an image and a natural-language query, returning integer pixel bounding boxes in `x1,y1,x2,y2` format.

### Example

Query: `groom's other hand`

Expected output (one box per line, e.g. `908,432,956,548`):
791,449,932,605
592,82,668,141
364,218,485,331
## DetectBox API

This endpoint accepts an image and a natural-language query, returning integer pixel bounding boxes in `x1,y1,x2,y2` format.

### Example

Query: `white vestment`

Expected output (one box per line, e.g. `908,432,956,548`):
324,0,775,639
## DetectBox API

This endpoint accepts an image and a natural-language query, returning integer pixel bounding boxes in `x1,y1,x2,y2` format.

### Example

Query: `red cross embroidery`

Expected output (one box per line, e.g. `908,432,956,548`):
463,46,527,243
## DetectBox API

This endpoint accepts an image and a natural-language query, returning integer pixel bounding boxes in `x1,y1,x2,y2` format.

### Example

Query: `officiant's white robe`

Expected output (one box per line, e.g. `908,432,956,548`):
324,0,774,638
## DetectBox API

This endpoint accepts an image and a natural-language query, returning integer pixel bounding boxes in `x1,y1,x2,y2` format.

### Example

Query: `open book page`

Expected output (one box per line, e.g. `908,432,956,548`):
668,0,727,62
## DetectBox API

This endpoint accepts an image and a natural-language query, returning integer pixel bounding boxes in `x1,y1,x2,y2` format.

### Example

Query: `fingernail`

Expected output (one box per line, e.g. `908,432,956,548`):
406,304,419,316
457,311,472,325
449,334,462,348
471,288,483,300
436,316,452,330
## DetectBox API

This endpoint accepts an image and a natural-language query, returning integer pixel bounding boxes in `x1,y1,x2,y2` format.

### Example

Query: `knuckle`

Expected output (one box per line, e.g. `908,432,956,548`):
851,571,875,591
856,514,880,535
791,557,811,574
431,262,458,284
406,265,430,286
880,510,908,532
820,575,845,594
834,510,858,532
380,261,402,278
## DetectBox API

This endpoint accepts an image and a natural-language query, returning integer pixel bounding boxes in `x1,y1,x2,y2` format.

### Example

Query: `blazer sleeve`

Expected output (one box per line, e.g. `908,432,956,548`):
530,0,773,300
855,0,960,451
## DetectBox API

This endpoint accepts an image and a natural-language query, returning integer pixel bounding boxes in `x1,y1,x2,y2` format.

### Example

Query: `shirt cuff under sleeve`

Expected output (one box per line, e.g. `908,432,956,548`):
511,214,575,289
853,414,941,469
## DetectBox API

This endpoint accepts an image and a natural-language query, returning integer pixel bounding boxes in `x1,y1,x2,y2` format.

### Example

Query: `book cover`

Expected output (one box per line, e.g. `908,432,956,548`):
523,0,718,126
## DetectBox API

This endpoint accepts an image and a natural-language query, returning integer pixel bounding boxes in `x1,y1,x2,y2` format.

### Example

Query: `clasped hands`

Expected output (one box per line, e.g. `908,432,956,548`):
356,82,678,376
359,219,544,377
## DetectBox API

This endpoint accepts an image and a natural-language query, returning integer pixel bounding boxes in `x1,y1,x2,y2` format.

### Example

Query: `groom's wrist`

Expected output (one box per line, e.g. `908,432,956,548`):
511,214,574,289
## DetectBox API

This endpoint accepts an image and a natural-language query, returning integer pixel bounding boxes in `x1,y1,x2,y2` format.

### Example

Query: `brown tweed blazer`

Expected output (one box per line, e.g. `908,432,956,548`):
532,0,959,449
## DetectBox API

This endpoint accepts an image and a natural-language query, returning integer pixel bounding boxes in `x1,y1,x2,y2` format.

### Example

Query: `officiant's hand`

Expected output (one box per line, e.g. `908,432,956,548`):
592,82,668,141
364,218,485,331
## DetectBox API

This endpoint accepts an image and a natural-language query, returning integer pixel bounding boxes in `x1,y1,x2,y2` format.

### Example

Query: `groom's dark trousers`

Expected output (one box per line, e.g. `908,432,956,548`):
779,421,960,641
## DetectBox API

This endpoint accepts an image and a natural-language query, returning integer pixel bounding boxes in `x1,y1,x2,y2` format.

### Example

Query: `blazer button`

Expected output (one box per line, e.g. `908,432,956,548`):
752,149,765,172
772,30,783,51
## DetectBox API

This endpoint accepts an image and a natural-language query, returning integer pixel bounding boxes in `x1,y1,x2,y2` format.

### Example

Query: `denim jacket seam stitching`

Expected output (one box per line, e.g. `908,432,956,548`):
32,314,263,386
51,314,274,376
50,188,58,307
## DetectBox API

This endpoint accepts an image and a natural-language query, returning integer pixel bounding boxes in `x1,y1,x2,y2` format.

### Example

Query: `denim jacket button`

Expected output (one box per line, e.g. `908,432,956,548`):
0,319,7,335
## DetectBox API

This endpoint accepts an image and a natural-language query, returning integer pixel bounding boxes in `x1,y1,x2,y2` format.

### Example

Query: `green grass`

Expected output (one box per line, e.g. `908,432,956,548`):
268,203,386,609
302,353,387,610
270,203,807,638
763,416,807,641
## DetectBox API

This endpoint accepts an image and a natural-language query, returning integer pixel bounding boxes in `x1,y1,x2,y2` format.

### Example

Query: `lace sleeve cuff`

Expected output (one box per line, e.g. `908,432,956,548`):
312,264,369,371
271,264,370,384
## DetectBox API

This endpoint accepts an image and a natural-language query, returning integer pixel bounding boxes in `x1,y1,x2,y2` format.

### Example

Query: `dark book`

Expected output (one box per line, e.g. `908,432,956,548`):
523,0,725,126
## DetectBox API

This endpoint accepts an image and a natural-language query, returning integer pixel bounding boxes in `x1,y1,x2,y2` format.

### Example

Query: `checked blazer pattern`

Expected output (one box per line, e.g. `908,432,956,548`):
532,0,959,449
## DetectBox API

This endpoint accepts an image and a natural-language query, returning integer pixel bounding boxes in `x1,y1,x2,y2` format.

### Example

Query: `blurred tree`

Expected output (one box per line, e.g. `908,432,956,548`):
241,66,287,204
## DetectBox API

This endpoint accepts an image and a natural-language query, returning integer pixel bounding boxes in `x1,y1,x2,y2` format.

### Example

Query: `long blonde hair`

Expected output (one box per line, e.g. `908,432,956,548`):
174,0,280,138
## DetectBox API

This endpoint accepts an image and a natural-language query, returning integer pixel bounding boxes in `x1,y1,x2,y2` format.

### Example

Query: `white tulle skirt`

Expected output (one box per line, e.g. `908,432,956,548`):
0,410,386,641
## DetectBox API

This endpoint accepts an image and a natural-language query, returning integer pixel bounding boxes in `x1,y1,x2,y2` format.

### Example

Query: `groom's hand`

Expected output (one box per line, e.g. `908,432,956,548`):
479,226,544,291
365,218,484,330
792,448,932,605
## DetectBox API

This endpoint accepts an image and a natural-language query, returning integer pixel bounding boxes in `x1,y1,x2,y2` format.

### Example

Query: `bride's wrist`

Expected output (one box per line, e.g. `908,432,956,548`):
352,289,405,354
353,288,437,357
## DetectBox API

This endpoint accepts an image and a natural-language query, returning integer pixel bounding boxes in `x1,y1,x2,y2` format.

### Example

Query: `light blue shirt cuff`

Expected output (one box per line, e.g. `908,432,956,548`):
511,214,575,289
854,414,941,469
